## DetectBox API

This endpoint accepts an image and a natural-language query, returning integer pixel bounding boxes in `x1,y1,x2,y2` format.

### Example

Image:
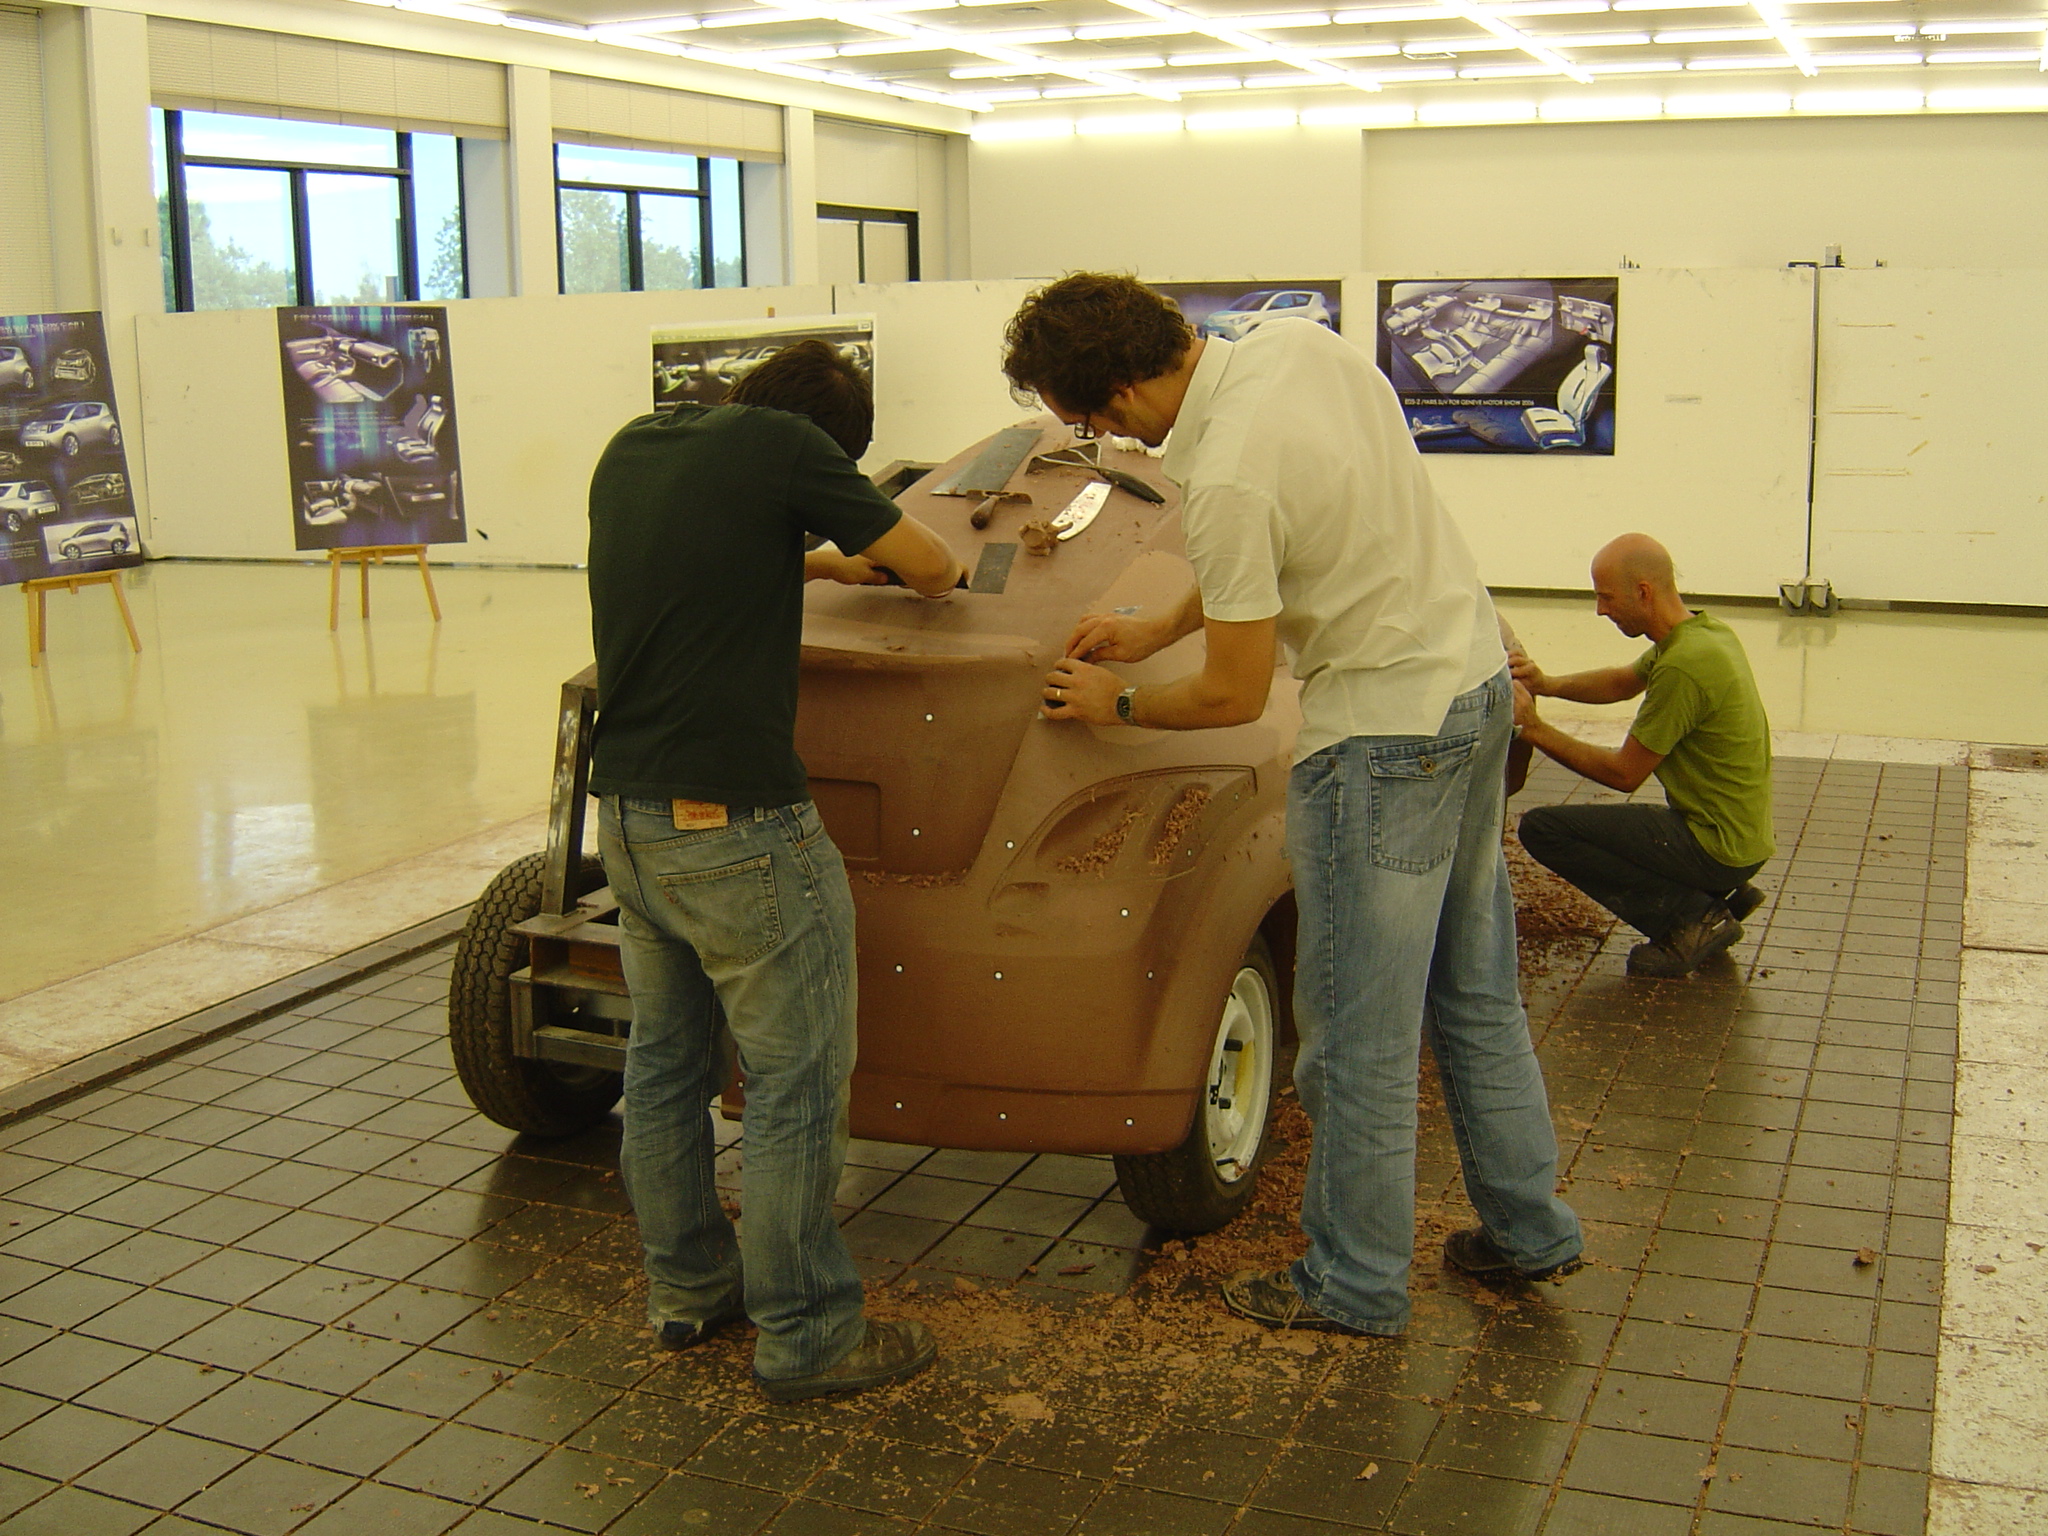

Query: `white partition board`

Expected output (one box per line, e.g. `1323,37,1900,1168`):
1344,268,1815,599
1812,268,2048,608
136,286,832,567
838,278,1042,472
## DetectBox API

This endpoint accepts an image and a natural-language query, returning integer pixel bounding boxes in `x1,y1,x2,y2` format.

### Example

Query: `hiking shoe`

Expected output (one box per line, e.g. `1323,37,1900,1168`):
1221,1269,1374,1336
1443,1228,1584,1283
1627,908,1743,978
754,1319,935,1403
1726,883,1765,923
654,1292,747,1350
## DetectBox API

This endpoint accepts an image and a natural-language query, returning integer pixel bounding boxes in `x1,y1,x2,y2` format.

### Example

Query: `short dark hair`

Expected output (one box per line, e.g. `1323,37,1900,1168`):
1002,272,1195,416
723,338,873,459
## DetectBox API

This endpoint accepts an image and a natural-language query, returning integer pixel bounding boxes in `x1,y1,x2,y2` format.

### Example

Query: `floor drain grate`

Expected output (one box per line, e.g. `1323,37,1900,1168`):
1985,746,2048,771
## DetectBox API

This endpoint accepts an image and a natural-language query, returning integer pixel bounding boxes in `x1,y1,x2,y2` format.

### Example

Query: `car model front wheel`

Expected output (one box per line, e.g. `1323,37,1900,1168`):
60,435,79,457
109,536,128,555
1114,933,1280,1233
59,543,80,560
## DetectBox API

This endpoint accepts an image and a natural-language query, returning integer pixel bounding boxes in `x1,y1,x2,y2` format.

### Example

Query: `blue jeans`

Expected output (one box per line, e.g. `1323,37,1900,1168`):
598,796,865,1381
1286,668,1581,1334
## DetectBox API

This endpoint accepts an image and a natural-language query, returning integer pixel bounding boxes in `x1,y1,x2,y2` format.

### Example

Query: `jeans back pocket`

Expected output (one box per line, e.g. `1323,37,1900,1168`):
1365,732,1481,874
655,855,784,971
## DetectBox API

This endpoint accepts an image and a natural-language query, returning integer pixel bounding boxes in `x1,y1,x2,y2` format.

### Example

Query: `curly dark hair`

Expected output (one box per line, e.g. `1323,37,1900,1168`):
1001,272,1194,416
722,337,873,459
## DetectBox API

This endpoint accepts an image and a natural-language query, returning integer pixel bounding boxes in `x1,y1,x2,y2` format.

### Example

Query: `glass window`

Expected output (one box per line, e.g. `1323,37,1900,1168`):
306,173,402,305
639,194,703,292
184,165,297,311
557,142,700,192
815,205,920,284
156,108,468,312
553,144,746,293
559,188,629,294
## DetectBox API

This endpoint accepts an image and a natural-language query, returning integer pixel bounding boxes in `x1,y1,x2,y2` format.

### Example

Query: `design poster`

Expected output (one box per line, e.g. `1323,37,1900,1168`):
1376,278,1618,455
277,306,465,551
1151,280,1344,341
0,312,143,587
652,315,874,411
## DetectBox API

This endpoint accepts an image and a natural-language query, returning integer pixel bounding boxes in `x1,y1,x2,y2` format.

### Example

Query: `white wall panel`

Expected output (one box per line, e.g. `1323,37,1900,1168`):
1358,267,1815,600
1811,269,2048,607
0,6,54,315
137,287,832,566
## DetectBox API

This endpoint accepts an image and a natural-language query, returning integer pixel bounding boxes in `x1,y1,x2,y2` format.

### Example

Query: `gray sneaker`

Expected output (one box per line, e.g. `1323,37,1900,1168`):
754,1319,936,1403
1628,908,1742,978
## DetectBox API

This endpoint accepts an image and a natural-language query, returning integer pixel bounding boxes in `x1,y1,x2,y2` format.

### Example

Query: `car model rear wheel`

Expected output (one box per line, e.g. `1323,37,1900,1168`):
59,542,79,560
449,850,623,1137
60,436,79,457
1114,933,1280,1234
109,424,122,450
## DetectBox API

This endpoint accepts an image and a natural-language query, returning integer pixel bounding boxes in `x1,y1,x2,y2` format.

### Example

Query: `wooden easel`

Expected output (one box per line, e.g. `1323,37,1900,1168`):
23,570,141,667
327,544,442,630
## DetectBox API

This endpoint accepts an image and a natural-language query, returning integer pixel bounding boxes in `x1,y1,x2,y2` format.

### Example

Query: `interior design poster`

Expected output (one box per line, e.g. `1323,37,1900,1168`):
652,315,874,410
0,311,144,587
1151,281,1343,341
277,306,465,551
1376,278,1618,455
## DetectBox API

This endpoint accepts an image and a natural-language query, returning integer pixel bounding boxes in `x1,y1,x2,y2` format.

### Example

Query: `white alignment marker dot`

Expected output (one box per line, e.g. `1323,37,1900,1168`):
1120,909,1130,917
894,964,904,973
994,971,1004,980
924,713,934,722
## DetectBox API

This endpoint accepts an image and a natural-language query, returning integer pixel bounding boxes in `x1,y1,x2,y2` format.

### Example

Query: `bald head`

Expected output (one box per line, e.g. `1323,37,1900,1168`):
1593,533,1676,595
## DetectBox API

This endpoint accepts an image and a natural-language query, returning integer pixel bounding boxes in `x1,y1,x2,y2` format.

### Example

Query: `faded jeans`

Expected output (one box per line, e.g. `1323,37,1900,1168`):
1286,669,1582,1334
1517,801,1763,941
598,796,865,1381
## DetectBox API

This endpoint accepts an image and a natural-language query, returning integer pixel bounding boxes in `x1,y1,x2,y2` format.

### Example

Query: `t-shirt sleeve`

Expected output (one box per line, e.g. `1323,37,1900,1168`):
1631,647,1655,681
1181,480,1285,624
1629,660,1705,757
786,422,903,557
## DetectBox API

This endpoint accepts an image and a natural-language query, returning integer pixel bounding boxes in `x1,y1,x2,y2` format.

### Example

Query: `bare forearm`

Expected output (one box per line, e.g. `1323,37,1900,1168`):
1540,665,1644,706
1161,586,1207,647
1521,718,1648,792
1125,669,1264,731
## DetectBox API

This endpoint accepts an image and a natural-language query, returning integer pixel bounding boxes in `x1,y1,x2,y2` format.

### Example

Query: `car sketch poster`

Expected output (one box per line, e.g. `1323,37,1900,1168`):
652,315,875,411
1376,277,1617,455
0,311,143,588
1150,281,1344,342
277,306,465,551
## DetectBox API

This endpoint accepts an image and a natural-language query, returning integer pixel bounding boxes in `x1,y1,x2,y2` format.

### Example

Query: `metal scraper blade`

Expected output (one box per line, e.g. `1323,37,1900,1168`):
948,426,1044,496
968,542,1018,594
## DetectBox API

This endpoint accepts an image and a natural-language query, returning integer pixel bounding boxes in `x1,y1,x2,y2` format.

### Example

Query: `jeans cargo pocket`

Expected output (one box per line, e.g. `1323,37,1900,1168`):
1365,732,1480,874
654,855,783,969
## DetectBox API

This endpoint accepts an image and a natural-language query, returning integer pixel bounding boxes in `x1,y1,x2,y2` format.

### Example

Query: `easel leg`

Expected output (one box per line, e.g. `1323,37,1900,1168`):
108,574,141,653
359,555,371,621
24,589,36,669
415,549,441,622
328,553,341,631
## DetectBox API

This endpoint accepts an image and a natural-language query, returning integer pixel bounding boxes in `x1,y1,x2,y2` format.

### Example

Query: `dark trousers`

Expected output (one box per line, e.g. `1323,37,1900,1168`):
1517,802,1763,941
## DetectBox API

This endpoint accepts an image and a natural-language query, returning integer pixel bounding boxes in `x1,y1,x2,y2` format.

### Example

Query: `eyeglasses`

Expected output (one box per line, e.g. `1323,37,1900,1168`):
1069,418,1100,441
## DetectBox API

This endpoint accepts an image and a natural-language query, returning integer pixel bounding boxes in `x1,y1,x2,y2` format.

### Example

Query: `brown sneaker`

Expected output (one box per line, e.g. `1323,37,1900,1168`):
753,1319,936,1403
1726,883,1765,923
1220,1269,1375,1336
1627,908,1742,978
1443,1227,1583,1283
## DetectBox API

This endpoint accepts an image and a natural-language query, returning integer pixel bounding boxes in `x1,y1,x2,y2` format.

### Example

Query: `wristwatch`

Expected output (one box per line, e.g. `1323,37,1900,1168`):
1115,686,1140,725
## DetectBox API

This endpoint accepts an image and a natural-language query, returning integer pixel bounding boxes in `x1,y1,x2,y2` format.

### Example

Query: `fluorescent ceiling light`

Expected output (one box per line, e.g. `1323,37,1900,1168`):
1494,0,1612,13
1461,63,1569,77
1205,12,1335,28
1186,107,1300,128
1794,88,1923,111
1663,90,1791,112
1332,6,1452,20
836,38,952,54
1686,54,1797,69
501,16,592,37
1076,112,1185,132
1812,50,1924,66
1372,65,1460,80
1417,97,1538,121
1540,93,1666,117
1541,33,1655,47
1585,58,1684,71
1612,0,1750,10
1927,85,2048,108
395,0,503,22
1924,48,2042,63
1653,26,1772,41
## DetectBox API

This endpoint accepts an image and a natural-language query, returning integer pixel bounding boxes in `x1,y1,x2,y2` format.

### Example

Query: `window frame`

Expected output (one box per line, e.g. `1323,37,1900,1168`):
553,145,745,294
816,204,920,284
158,108,465,311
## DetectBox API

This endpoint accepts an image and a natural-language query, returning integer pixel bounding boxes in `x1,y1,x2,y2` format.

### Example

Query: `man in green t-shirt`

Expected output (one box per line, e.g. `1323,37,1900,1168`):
588,341,960,1400
1510,534,1775,978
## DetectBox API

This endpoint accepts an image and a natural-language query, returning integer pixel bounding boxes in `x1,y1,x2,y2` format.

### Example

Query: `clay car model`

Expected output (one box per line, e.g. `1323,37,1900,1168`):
55,519,132,560
69,471,128,506
50,348,97,385
0,480,56,533
0,346,33,393
450,429,1303,1233
20,402,121,457
1201,289,1333,341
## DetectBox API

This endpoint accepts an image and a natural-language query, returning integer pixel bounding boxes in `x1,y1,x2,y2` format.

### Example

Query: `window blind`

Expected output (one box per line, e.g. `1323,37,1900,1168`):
0,6,54,313
552,72,782,162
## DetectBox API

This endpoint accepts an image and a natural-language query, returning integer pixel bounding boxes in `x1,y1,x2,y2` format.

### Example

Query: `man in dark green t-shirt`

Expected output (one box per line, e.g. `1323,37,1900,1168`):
1509,534,1775,978
588,341,959,1401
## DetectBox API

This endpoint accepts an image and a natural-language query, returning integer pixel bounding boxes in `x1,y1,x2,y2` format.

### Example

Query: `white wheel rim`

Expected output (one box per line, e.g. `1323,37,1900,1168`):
1205,963,1274,1183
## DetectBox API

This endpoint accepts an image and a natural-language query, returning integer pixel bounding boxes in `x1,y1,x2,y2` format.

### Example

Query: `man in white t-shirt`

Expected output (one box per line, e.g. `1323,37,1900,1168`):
1005,274,1581,1337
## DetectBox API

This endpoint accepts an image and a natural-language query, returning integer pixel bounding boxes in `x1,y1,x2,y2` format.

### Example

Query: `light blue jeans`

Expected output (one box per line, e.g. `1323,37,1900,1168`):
598,796,865,1381
1286,668,1581,1335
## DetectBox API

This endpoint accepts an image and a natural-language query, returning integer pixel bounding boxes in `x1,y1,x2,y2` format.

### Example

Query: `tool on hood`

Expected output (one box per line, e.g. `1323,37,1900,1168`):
933,425,1045,498
1050,482,1109,542
969,490,1030,531
1031,443,1166,504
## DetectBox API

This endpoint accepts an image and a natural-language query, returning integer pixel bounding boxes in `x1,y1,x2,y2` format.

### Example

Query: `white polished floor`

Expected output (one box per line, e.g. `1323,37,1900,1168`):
4,564,2047,1010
